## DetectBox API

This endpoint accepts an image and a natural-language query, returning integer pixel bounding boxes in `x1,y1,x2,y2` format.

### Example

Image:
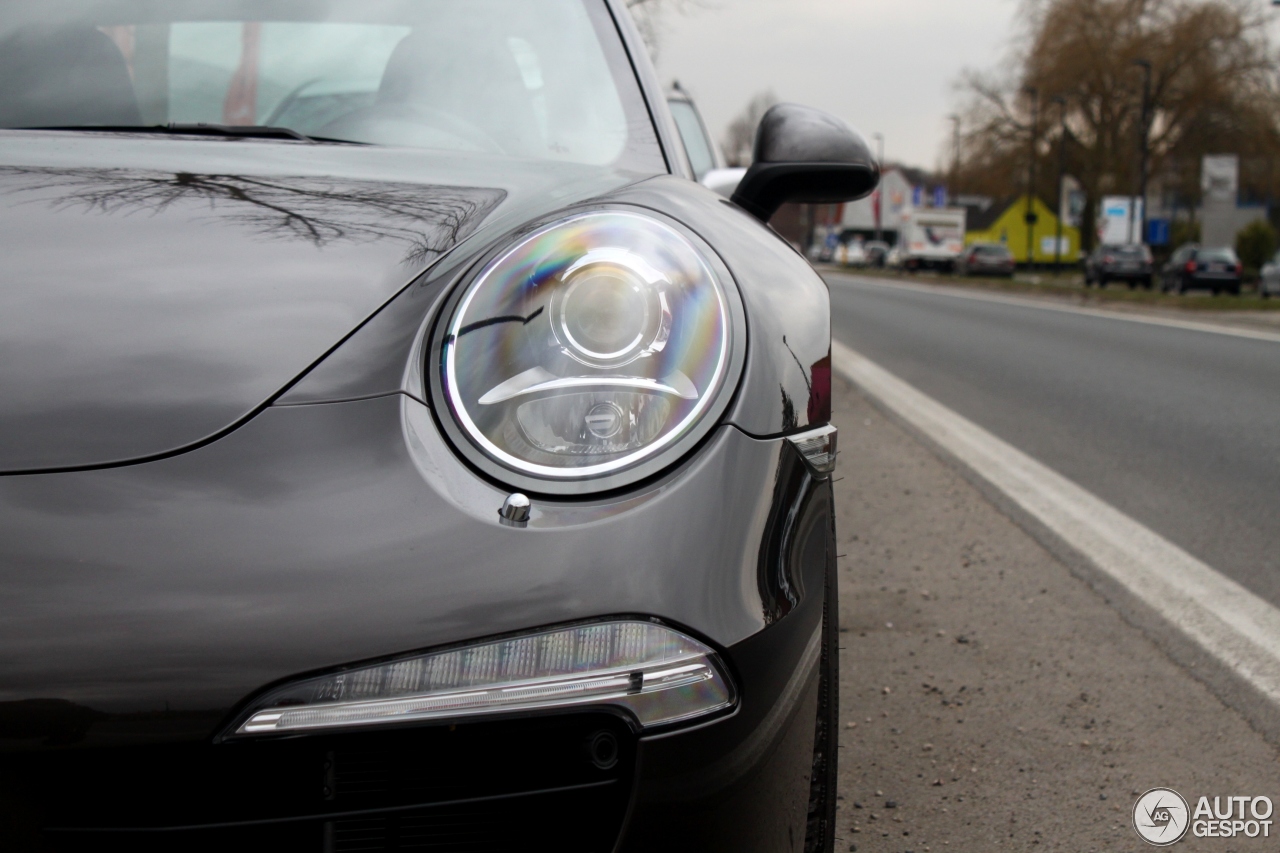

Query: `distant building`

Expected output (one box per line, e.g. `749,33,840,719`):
965,195,1080,264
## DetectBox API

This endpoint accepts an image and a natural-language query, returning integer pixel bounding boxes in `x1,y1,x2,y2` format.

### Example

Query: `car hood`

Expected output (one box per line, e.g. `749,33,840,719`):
0,131,642,473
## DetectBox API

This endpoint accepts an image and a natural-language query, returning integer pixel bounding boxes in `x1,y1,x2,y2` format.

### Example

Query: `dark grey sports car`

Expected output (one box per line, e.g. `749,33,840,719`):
0,2,877,850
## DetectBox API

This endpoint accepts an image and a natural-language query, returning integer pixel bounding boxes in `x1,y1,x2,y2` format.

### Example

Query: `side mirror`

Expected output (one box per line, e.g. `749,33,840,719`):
731,103,880,222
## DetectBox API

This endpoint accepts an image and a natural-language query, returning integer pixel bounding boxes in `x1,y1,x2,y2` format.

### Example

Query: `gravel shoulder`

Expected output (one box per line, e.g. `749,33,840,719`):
831,374,1280,852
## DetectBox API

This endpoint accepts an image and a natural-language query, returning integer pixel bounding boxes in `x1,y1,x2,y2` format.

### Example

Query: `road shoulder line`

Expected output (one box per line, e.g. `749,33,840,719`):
828,272,1280,344
833,339,1280,740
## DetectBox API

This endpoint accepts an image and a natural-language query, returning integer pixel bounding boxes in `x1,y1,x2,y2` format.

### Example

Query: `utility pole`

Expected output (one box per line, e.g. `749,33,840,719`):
949,115,961,189
1024,87,1039,269
1135,59,1152,248
873,132,884,243
1052,96,1067,272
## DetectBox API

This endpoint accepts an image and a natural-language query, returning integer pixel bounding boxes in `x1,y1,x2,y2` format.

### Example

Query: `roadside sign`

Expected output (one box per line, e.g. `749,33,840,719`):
912,185,923,207
933,186,947,208
1040,236,1069,256
1147,218,1170,246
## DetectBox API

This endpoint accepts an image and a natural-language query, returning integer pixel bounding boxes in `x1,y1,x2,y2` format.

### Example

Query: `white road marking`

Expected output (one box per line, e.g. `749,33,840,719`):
832,339,1280,708
828,272,1280,345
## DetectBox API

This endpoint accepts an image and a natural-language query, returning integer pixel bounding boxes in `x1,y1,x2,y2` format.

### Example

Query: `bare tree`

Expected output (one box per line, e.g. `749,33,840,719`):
624,0,713,59
723,91,778,167
953,0,1279,247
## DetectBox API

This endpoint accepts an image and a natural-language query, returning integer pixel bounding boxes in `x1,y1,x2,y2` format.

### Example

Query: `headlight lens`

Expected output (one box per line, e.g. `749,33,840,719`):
438,211,737,485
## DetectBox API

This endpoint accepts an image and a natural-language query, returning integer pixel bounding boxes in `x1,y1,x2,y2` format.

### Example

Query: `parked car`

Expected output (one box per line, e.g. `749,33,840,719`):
837,238,868,267
1258,249,1280,298
0,3,880,851
956,242,1016,277
1084,243,1154,289
862,240,890,267
666,85,719,182
1161,244,1243,295
667,86,745,200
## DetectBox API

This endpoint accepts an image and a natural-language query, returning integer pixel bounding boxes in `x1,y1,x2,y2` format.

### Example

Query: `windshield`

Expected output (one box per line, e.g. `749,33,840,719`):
0,0,660,168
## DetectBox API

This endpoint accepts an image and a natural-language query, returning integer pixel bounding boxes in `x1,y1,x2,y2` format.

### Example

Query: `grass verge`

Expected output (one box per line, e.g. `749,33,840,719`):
835,266,1280,312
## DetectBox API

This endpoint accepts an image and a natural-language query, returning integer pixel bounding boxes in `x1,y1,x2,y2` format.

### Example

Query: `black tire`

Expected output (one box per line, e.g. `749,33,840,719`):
804,537,839,853
1097,276,1107,289
1228,284,1241,296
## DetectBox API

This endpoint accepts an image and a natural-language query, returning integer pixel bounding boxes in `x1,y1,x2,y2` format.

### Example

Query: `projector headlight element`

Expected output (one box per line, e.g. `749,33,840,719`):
230,621,735,736
434,211,742,491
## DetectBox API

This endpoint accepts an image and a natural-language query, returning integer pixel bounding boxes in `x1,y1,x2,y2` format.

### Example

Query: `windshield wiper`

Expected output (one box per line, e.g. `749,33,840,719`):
16,123,356,143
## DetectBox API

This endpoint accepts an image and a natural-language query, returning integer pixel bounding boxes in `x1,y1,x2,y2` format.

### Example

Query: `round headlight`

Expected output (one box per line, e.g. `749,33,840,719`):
432,210,742,492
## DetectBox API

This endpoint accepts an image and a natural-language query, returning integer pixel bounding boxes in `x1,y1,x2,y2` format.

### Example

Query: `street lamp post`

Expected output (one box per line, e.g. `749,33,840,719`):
1135,59,1153,248
949,114,961,188
1052,96,1067,273
1024,87,1039,270
872,132,884,243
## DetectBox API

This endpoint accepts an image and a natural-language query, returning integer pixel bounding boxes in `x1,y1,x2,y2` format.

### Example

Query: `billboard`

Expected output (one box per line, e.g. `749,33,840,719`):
1201,155,1239,204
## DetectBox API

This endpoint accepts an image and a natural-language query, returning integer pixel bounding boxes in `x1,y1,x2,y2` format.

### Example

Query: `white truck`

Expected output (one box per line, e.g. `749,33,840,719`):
899,207,967,270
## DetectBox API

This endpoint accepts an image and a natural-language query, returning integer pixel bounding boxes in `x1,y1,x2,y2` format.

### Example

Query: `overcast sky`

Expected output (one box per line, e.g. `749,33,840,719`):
650,0,1023,170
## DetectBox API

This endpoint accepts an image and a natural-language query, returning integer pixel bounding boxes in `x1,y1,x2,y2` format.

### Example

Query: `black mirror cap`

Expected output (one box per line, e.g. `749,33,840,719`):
730,103,880,222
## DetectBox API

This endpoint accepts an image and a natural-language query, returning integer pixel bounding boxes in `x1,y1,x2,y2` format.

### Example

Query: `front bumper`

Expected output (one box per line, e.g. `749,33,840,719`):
0,394,833,851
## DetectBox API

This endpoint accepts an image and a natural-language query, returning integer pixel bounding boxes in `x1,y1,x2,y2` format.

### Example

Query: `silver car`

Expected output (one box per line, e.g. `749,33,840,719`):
1259,249,1280,298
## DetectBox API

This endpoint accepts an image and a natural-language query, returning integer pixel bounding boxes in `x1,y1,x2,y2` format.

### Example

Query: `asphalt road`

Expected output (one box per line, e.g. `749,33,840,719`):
826,273,1280,608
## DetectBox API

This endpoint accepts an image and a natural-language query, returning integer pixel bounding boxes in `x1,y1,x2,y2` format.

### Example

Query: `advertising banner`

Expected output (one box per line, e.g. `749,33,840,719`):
1098,196,1144,245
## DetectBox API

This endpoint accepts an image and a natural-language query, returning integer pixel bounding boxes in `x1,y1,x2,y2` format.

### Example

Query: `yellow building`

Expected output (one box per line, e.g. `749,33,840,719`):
964,195,1080,264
